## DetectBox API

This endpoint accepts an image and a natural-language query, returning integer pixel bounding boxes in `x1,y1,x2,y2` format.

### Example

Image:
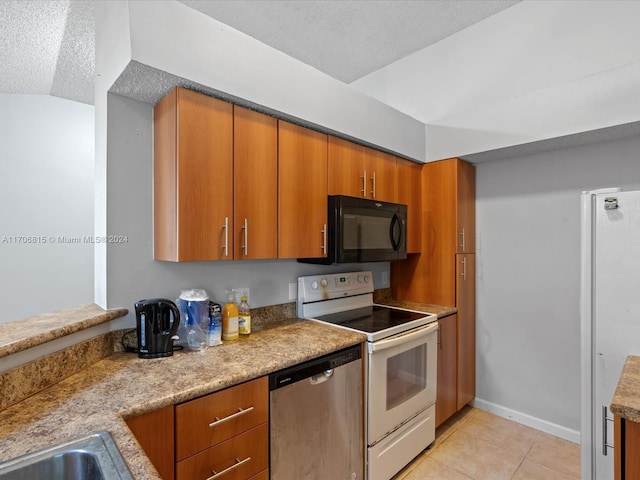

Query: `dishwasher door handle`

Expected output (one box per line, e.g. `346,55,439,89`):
310,369,334,385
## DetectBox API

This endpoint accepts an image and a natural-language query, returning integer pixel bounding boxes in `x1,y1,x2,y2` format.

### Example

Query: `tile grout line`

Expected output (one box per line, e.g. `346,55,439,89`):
509,431,541,479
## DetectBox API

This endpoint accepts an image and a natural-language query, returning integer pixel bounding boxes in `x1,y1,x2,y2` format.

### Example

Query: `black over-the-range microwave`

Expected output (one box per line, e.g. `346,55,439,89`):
298,195,407,265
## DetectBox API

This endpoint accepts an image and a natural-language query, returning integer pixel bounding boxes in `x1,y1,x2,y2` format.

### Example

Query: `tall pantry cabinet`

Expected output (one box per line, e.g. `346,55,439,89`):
391,157,476,423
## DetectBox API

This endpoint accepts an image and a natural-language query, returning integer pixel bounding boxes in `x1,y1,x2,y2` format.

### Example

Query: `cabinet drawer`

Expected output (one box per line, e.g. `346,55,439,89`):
176,424,268,480
175,377,268,461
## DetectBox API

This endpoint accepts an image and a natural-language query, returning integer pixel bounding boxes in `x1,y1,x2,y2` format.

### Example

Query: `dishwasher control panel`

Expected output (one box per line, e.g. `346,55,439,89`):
269,344,362,391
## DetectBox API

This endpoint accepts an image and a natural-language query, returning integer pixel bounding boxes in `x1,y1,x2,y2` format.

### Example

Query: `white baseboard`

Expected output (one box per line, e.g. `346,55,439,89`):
472,397,581,445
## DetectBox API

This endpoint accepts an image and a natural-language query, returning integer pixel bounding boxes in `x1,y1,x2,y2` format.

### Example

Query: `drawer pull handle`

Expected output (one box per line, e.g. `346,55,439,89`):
207,457,251,480
208,406,254,428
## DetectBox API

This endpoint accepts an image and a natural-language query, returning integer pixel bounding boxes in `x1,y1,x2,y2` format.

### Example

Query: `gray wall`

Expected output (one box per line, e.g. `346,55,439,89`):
0,94,94,323
105,93,390,330
475,133,640,439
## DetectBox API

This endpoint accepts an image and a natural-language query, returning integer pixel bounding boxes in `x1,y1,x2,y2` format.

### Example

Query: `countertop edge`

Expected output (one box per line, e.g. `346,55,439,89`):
611,355,640,423
0,304,129,359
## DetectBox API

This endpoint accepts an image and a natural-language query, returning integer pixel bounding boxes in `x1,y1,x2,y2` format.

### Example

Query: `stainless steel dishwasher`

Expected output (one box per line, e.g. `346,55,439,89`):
269,344,363,480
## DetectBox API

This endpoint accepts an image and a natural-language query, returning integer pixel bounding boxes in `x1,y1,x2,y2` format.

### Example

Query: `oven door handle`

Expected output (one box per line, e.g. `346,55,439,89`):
368,321,438,353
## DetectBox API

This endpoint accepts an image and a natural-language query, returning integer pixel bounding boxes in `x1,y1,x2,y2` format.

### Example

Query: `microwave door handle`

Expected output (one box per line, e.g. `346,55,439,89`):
390,213,401,250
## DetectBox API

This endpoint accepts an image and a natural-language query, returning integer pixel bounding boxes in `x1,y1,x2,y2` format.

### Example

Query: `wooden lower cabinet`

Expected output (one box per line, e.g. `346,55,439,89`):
126,377,268,480
615,415,640,480
248,470,269,480
175,424,268,480
436,314,457,428
126,405,175,480
456,254,476,410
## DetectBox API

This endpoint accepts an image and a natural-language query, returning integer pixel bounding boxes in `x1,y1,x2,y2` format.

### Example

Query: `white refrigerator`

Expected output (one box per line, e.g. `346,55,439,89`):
581,188,640,480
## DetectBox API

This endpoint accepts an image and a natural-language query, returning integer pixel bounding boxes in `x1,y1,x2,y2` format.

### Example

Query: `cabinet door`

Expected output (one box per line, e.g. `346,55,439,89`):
154,87,233,261
436,314,457,427
456,253,476,410
234,107,278,259
278,121,328,259
397,158,422,254
327,136,367,198
615,416,640,480
126,405,175,480
456,158,476,254
366,148,398,202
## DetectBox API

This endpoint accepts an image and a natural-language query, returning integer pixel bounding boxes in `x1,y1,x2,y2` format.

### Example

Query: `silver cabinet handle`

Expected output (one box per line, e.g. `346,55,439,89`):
222,217,229,257
460,256,467,280
361,169,367,197
241,218,248,256
208,406,254,428
602,405,614,455
371,171,376,198
207,457,251,480
321,224,327,255
459,228,466,251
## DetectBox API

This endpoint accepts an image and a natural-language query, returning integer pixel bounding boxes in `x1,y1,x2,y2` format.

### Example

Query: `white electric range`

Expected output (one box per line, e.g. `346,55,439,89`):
297,271,438,480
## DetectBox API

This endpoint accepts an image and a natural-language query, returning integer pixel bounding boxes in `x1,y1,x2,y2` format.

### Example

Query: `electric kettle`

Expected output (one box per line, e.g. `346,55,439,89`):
134,298,180,359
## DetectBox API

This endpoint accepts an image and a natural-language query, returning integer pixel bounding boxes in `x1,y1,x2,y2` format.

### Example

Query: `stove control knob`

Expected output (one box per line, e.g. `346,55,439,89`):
311,280,319,290
363,275,369,283
357,275,364,283
320,278,328,288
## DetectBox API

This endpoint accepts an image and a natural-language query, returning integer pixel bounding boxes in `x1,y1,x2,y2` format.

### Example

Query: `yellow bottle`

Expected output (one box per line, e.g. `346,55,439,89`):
222,293,239,341
238,295,251,335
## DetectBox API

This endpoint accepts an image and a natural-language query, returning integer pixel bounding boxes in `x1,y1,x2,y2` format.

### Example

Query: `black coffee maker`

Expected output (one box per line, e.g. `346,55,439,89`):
134,299,180,359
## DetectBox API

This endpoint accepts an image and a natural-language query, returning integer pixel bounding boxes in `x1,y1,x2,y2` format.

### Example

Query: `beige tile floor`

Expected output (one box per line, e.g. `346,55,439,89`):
392,407,580,480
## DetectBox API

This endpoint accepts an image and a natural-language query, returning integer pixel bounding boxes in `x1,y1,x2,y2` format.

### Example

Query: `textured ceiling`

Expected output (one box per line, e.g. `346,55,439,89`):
0,0,94,105
179,0,519,83
0,0,517,105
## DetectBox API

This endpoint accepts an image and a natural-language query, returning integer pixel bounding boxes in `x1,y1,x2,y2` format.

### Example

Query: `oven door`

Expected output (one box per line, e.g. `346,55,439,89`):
367,321,438,445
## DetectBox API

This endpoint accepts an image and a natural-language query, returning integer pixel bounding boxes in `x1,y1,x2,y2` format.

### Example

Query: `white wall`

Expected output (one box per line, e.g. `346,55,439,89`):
0,94,94,323
105,93,390,330
474,134,640,440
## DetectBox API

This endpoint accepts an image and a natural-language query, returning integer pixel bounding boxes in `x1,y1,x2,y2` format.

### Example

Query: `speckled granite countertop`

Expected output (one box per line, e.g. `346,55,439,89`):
611,356,640,422
374,290,456,318
0,304,128,359
376,300,456,318
0,319,366,478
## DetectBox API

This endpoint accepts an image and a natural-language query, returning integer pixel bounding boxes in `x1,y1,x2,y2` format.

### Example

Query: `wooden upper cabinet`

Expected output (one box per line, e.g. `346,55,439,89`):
366,148,398,203
154,87,233,261
233,107,278,260
278,121,328,259
397,158,422,254
328,136,366,198
327,137,397,202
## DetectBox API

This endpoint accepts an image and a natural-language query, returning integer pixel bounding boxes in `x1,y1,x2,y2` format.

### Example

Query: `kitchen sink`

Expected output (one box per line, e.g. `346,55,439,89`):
0,431,133,480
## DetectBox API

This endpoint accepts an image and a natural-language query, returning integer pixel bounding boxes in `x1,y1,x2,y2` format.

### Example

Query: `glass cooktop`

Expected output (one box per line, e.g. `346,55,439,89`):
314,305,427,334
